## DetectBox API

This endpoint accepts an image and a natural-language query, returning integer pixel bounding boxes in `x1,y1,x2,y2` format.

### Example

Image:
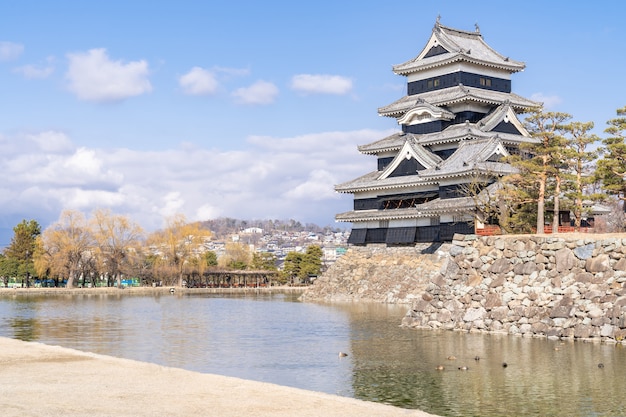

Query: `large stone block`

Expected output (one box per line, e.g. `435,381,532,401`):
573,324,593,338
586,254,610,273
601,324,615,338
555,248,577,272
484,293,503,309
550,305,574,318
443,299,464,313
523,306,545,319
546,328,563,338
489,306,509,321
513,261,539,275
583,290,604,301
466,272,483,287
615,258,626,272
435,309,452,323
574,243,595,260
489,258,512,274
531,321,550,334
463,307,486,322
412,299,433,313
575,271,593,283
489,274,505,288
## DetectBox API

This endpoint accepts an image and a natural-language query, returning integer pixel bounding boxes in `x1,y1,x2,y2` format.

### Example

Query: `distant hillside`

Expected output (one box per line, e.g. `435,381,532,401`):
199,217,345,239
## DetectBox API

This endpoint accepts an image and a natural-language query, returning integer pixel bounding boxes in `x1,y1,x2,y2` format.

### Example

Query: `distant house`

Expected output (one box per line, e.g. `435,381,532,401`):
336,19,540,245
242,227,263,234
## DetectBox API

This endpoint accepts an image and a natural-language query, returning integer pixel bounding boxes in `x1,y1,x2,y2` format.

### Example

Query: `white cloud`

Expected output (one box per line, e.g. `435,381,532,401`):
60,188,127,210
0,127,393,235
65,48,152,102
27,131,73,153
63,148,104,177
13,63,54,79
283,169,340,201
213,66,251,78
0,41,24,61
232,80,279,105
179,66,219,95
291,74,353,95
159,191,185,218
530,93,562,109
196,203,222,220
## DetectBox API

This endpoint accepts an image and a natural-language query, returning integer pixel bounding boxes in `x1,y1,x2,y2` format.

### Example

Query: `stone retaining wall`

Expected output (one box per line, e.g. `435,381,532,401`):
301,243,449,304
402,234,626,344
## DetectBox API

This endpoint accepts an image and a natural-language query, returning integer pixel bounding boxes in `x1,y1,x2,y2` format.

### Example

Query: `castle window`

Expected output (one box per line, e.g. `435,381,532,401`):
379,220,389,228
480,77,492,87
427,78,441,90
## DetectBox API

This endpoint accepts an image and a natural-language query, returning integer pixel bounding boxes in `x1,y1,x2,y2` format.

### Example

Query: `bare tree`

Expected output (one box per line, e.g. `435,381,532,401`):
147,214,211,287
91,209,144,287
37,210,94,288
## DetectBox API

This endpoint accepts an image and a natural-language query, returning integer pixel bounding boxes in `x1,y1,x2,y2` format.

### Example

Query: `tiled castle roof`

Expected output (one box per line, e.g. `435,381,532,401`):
358,102,539,155
336,136,516,193
392,21,525,75
378,85,540,118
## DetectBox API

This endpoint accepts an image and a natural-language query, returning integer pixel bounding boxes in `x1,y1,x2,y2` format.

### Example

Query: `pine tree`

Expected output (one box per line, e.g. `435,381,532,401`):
561,121,600,229
596,106,626,208
515,111,572,233
3,219,41,287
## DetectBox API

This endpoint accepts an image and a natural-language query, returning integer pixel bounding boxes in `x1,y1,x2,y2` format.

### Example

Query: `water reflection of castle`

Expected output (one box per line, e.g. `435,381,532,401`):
336,19,539,245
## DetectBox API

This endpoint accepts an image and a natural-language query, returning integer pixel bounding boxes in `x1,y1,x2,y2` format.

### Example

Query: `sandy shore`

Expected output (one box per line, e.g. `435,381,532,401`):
0,337,439,417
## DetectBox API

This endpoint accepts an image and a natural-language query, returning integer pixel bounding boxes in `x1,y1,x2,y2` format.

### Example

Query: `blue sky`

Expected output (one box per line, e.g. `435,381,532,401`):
1,1,625,244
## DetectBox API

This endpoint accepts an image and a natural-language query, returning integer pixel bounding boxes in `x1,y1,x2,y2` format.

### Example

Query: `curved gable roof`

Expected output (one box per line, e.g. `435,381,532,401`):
397,100,455,126
378,139,443,180
357,131,408,155
392,20,525,75
419,137,515,179
479,102,532,136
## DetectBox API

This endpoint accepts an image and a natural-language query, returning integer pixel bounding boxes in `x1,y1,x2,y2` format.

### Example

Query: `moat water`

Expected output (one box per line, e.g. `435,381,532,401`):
0,291,624,417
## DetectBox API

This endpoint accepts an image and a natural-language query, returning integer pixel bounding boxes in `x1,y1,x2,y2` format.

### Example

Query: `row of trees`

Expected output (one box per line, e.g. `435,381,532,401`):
478,105,626,234
0,210,323,288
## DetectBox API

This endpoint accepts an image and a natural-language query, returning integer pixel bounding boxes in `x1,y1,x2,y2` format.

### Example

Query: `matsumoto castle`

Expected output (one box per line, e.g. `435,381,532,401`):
336,19,540,245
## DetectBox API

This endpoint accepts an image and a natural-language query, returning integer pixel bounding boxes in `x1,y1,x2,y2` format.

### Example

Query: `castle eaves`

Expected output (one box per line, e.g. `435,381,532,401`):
378,86,541,118
392,22,525,75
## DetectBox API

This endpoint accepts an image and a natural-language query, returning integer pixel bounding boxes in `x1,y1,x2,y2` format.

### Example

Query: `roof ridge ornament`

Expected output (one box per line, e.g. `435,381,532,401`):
475,23,480,33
